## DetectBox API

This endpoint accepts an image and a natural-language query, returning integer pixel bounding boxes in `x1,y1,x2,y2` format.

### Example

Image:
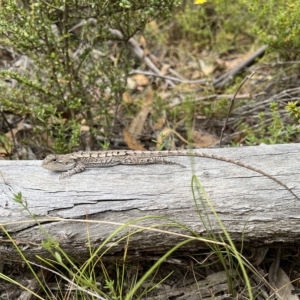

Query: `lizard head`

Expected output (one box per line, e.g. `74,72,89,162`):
41,154,76,171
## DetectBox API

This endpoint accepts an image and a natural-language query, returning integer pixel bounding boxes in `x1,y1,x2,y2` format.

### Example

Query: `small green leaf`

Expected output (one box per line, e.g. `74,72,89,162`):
54,251,62,263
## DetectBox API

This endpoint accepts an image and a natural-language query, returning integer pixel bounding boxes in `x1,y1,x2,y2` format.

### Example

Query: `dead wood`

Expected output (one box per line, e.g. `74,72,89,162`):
1,143,300,262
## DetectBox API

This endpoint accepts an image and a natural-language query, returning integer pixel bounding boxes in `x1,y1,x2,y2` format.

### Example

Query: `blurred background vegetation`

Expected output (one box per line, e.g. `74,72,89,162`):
1,0,300,158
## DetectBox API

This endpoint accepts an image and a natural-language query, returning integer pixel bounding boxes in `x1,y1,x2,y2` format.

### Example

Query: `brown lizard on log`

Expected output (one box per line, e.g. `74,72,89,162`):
41,149,299,201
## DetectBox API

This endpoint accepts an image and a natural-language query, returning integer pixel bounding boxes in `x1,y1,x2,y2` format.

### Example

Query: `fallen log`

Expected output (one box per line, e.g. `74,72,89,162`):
1,143,300,262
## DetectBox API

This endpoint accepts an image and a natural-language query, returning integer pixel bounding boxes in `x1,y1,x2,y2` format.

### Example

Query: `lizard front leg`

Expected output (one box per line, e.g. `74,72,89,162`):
59,162,86,179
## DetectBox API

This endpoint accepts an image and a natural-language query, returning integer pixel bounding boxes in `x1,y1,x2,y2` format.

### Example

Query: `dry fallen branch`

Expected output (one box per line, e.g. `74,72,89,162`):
1,144,300,262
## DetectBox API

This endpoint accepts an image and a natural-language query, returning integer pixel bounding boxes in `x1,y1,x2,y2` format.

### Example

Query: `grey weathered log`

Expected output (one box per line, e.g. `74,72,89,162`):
1,143,300,262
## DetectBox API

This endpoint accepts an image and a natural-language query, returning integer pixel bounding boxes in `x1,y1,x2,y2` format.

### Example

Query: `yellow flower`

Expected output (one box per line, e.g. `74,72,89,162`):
194,0,207,4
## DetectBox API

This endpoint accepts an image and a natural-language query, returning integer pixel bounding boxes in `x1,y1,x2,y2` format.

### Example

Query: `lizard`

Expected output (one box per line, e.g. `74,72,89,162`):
41,149,299,201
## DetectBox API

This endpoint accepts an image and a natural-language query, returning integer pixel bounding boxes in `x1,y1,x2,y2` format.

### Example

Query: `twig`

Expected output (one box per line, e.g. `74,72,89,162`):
109,28,176,87
130,45,267,90
219,71,255,147
170,92,262,107
213,45,267,89
129,69,208,84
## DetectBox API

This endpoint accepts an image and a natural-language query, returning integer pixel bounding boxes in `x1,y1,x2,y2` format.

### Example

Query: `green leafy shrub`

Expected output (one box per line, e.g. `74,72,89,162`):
240,102,298,145
242,0,300,59
175,0,255,52
0,0,179,153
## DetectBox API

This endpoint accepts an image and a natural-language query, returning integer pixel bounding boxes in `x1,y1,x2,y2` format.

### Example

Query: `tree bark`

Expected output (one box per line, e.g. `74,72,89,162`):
1,144,300,262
